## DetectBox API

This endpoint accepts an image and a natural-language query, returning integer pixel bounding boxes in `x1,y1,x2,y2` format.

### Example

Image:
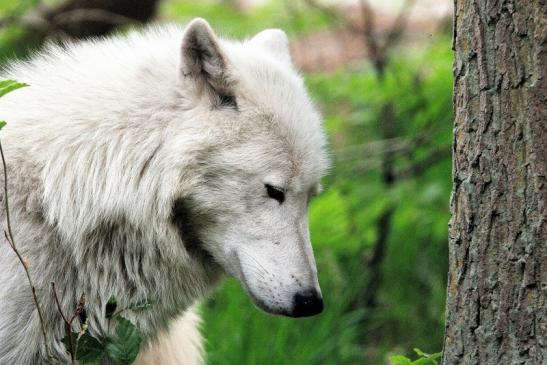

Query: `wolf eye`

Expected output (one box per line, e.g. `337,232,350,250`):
265,184,285,204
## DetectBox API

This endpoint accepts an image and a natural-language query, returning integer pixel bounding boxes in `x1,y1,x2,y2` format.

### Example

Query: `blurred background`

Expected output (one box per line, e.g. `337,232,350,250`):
0,0,453,363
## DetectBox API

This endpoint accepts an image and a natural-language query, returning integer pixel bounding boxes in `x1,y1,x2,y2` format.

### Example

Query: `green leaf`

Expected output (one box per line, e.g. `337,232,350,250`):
62,330,105,363
128,299,153,312
0,80,28,98
105,296,118,319
390,355,412,365
61,331,78,357
106,317,142,365
76,332,105,363
0,121,6,130
413,348,442,363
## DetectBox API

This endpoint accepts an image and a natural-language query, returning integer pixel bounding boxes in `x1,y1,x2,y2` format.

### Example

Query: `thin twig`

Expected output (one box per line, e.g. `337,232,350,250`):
383,0,416,52
51,282,70,325
52,282,85,364
0,139,53,363
394,147,451,179
359,0,380,65
51,282,75,364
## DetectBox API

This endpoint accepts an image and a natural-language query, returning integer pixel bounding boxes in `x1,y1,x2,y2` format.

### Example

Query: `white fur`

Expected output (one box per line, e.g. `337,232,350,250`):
0,18,328,363
135,308,203,365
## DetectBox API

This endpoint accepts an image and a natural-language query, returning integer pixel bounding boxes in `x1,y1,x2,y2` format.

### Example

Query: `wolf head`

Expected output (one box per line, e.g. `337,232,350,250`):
169,19,329,317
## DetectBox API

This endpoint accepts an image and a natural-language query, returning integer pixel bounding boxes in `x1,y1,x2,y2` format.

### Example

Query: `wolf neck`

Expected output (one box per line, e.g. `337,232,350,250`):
22,80,222,338
35,124,219,338
56,214,222,337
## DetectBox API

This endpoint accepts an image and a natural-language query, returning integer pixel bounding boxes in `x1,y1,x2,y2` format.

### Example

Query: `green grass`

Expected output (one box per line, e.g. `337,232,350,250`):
202,272,365,365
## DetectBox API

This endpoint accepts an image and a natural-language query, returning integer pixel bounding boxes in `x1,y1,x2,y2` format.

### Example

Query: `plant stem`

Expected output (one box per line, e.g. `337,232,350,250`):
0,139,53,363
51,283,74,364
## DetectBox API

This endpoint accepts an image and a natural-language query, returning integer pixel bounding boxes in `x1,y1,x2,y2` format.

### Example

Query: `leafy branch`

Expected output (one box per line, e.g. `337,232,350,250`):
61,295,151,364
52,282,87,364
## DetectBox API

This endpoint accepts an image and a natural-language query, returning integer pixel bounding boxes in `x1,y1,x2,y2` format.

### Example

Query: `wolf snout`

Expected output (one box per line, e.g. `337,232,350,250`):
290,289,324,317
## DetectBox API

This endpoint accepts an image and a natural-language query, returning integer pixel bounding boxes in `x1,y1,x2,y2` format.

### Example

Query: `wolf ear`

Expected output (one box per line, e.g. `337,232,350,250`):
180,18,236,107
250,29,292,66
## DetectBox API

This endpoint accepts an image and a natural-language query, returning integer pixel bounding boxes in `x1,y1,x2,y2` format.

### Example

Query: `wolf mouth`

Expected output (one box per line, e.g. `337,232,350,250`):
233,252,290,317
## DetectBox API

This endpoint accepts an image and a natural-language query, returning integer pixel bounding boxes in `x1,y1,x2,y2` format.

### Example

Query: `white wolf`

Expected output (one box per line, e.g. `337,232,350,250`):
0,18,328,364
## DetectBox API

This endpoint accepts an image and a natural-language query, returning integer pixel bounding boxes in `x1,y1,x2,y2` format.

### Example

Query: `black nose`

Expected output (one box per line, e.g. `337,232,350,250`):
291,290,324,317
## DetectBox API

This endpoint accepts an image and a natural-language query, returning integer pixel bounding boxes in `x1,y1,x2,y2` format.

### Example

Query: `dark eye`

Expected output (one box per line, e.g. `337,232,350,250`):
265,184,285,204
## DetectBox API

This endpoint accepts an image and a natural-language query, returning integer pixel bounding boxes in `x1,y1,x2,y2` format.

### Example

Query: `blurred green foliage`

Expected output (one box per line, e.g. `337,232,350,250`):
0,0,45,61
161,0,333,37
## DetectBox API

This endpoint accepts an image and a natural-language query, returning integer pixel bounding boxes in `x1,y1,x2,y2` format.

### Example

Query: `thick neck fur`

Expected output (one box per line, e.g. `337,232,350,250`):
0,28,225,363
0,136,222,363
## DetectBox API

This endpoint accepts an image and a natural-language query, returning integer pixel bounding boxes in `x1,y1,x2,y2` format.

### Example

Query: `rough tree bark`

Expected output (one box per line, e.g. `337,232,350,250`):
443,1,546,364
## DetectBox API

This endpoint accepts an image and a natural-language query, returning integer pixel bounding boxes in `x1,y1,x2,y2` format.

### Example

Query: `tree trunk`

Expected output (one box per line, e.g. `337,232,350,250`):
443,1,546,364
